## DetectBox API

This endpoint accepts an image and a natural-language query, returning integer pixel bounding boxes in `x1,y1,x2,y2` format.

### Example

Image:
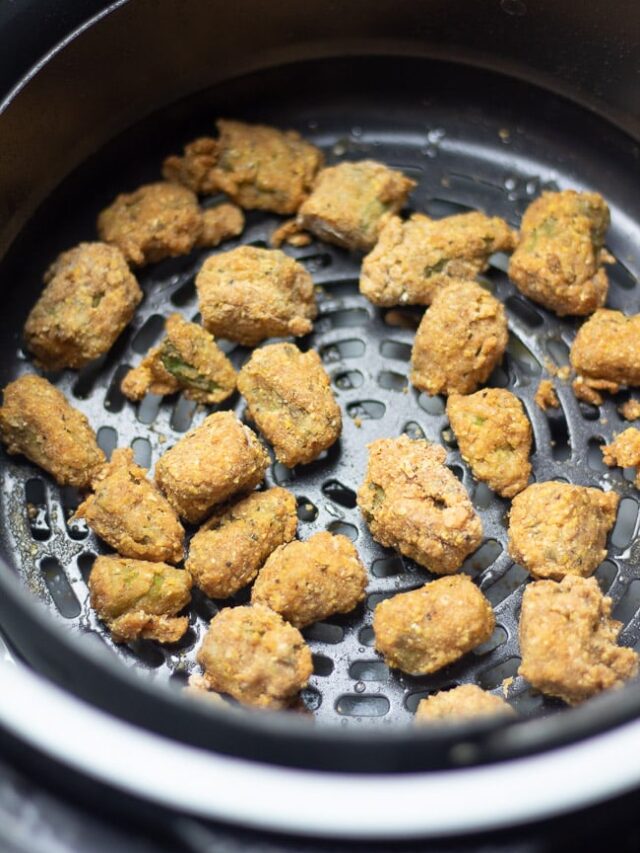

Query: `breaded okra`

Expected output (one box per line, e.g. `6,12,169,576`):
186,488,298,599
251,531,367,628
571,309,640,405
0,374,105,489
121,313,236,404
360,211,517,307
410,280,508,396
74,448,185,564
602,428,640,488
155,411,269,524
519,575,638,704
196,604,313,709
198,203,245,248
297,160,416,252
24,242,142,370
237,343,341,467
446,389,532,498
415,685,514,724
509,190,611,316
357,435,483,574
508,482,619,581
196,246,317,346
163,120,323,214
89,555,192,644
373,576,495,676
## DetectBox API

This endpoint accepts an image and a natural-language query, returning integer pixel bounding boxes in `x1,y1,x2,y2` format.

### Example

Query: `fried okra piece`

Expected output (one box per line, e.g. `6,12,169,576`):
357,436,483,574
251,531,367,628
89,555,192,644
415,685,515,724
121,313,236,405
196,604,313,709
508,482,619,581
98,182,203,266
446,389,532,498
163,120,323,214
186,488,297,598
297,160,416,252
519,576,638,705
196,246,317,346
360,212,517,307
24,242,142,370
534,379,560,411
374,576,495,676
0,375,105,488
74,448,185,563
198,203,244,247
570,309,640,405
602,428,640,488
410,280,508,396
509,190,611,316
155,411,269,524
237,343,342,467
620,399,640,421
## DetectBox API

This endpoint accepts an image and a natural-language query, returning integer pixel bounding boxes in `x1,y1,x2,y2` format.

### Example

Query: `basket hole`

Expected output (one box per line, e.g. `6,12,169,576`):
171,396,198,433
97,426,118,460
131,437,152,469
347,400,385,421
463,540,503,577
300,687,322,711
478,656,521,690
312,654,334,677
77,552,97,582
484,564,529,605
349,660,389,681
487,362,509,389
104,364,131,413
317,307,369,331
613,580,640,626
448,464,465,482
403,421,425,440
473,481,493,510
383,308,422,330
170,278,196,306
333,369,363,390
336,694,390,717
24,478,50,541
507,335,541,382
611,498,638,550
41,557,81,618
505,296,544,329
417,393,445,415
273,462,294,486
322,480,357,509
405,685,459,713
359,626,375,646
296,497,318,522
596,560,617,594
299,252,332,273
548,405,571,461
424,197,474,217
319,338,365,363
472,625,508,656
380,340,412,361
378,370,408,393
127,640,165,668
132,314,165,354
326,520,358,540
137,394,162,425
579,402,600,421
303,622,344,644
587,437,607,472
367,590,401,610
372,555,405,578
60,486,88,540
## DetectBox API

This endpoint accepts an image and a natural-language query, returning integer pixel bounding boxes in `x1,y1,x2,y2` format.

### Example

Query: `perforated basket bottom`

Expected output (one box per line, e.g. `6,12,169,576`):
1,60,639,728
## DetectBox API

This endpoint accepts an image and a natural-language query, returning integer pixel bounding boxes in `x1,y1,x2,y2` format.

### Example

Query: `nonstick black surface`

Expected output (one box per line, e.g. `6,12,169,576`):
0,58,639,732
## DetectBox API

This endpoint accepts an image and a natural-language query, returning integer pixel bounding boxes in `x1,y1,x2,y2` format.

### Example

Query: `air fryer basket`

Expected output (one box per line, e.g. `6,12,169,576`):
1,0,640,836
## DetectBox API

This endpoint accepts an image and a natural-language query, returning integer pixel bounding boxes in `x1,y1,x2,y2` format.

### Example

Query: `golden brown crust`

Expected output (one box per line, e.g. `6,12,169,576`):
357,435,483,574
154,412,269,524
373,576,495,675
619,399,640,421
519,575,638,704
507,482,619,580
410,279,508,396
89,555,192,644
534,379,560,411
162,137,220,195
360,212,517,307
74,448,185,563
196,246,317,346
196,604,313,708
237,343,342,467
509,190,611,316
197,203,245,247
447,389,532,498
120,313,236,404
97,182,203,266
602,428,640,488
297,160,416,252
251,531,367,628
186,488,298,598
415,684,514,723
24,242,142,370
570,309,640,404
0,375,105,488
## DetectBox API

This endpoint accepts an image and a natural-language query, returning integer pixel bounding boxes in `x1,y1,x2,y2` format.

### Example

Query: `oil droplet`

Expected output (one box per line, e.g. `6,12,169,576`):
355,681,366,693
